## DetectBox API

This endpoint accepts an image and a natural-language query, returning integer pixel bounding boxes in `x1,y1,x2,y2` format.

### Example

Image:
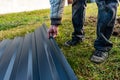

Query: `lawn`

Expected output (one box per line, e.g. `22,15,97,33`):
0,3,120,80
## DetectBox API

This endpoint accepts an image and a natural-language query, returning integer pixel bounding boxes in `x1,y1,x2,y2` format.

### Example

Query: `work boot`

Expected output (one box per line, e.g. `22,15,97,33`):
90,50,108,63
64,33,84,46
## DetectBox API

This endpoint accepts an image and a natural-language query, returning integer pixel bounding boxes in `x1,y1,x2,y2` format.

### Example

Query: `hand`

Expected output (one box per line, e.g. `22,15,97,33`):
48,25,58,38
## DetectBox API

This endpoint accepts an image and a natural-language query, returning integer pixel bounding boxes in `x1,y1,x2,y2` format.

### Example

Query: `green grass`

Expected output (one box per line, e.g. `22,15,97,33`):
0,3,120,80
0,9,50,30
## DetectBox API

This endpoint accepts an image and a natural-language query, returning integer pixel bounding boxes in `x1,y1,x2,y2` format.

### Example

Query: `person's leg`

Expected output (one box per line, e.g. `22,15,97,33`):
91,0,118,63
65,0,87,46
104,1,118,40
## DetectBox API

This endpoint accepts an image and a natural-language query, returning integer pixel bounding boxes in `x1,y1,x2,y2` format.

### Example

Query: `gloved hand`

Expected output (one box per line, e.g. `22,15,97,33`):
48,25,58,38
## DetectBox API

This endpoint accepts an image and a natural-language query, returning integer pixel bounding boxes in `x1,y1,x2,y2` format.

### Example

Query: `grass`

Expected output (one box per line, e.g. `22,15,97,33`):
0,3,120,80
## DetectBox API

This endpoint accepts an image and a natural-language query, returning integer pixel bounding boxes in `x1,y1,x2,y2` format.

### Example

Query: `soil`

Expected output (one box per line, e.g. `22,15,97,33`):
112,17,120,37
85,16,120,37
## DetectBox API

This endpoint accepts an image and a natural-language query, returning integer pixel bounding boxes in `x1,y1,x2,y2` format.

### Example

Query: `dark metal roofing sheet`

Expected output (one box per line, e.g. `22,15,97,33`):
0,24,78,80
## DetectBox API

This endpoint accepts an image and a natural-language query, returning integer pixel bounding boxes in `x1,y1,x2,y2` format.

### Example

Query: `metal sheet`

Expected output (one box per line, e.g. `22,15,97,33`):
0,24,78,80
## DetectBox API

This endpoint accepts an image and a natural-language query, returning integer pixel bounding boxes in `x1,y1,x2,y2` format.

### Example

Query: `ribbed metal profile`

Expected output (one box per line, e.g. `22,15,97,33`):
0,24,78,80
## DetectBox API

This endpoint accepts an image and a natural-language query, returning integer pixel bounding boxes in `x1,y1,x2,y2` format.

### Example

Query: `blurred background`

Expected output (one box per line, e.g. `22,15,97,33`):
0,0,95,14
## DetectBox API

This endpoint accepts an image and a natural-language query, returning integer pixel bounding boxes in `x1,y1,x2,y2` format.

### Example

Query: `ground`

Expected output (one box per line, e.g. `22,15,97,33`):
113,17,120,37
0,3,120,80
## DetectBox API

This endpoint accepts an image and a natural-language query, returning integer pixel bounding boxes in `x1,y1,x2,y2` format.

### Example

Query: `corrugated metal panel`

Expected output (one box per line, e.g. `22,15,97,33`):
0,24,78,80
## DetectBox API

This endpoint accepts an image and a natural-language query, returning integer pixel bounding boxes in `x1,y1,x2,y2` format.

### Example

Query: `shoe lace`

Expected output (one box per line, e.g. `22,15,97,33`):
94,50,103,57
